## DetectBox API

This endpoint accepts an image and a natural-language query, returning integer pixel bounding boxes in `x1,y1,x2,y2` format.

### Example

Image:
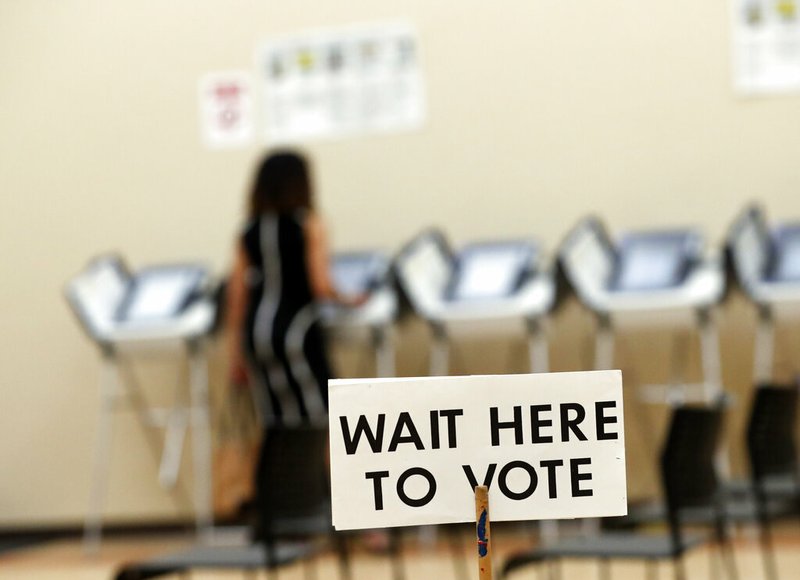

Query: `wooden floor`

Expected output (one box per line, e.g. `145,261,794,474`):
1,522,799,580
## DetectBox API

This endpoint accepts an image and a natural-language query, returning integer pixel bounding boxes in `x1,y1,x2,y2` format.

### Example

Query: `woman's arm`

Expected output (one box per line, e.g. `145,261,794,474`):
225,241,249,383
304,213,365,306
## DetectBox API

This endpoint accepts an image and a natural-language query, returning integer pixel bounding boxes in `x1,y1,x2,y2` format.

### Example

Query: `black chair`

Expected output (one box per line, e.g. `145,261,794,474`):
502,405,738,580
114,424,398,580
606,385,799,572
746,384,800,580
253,424,350,580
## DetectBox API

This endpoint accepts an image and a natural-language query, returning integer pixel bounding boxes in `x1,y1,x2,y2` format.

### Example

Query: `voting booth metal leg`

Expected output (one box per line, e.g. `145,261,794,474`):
372,325,395,378
84,351,119,553
583,315,615,536
118,359,195,510
697,308,731,478
698,308,723,401
594,315,614,371
84,341,213,550
524,318,560,544
157,362,189,489
430,323,450,376
524,318,559,541
526,318,549,374
753,306,774,383
188,339,214,539
118,359,184,492
85,353,185,552
158,407,187,489
668,331,690,395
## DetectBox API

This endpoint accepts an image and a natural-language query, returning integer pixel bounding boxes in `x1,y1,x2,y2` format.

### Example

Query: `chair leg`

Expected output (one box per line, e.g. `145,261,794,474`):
720,541,739,580
714,500,739,580
755,488,779,580
448,524,469,580
646,559,658,580
725,542,736,580
550,558,563,580
672,556,687,580
389,528,406,580
709,543,721,580
715,517,739,580
598,558,611,580
758,527,779,580
334,532,352,580
265,541,278,580
303,560,317,580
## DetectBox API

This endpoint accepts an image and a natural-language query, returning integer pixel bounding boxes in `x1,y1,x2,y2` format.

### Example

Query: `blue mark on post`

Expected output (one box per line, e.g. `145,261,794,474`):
477,509,489,557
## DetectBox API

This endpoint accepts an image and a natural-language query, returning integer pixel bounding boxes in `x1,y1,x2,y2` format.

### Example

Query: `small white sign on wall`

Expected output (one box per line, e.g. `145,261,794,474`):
329,370,627,531
199,71,254,148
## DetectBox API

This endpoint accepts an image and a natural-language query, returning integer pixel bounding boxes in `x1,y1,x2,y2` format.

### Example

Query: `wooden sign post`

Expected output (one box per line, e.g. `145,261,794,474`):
475,485,492,580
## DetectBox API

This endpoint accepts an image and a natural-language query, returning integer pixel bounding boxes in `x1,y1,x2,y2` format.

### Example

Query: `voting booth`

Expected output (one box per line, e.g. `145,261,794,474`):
65,255,217,549
320,251,398,377
393,229,556,376
727,204,800,382
558,216,726,404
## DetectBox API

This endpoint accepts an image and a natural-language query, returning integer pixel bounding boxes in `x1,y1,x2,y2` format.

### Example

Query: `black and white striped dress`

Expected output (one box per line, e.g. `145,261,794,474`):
241,211,332,425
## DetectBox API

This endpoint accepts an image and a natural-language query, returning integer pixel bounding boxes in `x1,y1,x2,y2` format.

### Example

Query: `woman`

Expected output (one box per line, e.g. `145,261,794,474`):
226,151,360,425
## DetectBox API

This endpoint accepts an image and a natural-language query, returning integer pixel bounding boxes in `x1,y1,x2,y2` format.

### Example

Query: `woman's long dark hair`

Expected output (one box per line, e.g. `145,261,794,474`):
248,151,314,217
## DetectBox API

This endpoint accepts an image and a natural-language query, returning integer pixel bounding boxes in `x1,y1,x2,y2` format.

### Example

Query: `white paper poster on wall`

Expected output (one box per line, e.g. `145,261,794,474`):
259,22,426,143
199,71,255,148
329,371,627,531
733,0,800,94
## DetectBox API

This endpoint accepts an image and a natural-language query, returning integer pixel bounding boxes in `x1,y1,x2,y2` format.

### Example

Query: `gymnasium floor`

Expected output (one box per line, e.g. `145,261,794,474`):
1,522,798,580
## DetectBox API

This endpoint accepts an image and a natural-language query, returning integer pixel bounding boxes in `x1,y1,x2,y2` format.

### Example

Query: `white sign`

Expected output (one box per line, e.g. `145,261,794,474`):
733,0,800,94
329,371,627,531
199,71,254,148
260,22,426,143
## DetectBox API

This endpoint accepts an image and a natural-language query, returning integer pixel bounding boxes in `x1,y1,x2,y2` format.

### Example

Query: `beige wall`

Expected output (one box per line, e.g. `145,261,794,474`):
1,0,799,527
